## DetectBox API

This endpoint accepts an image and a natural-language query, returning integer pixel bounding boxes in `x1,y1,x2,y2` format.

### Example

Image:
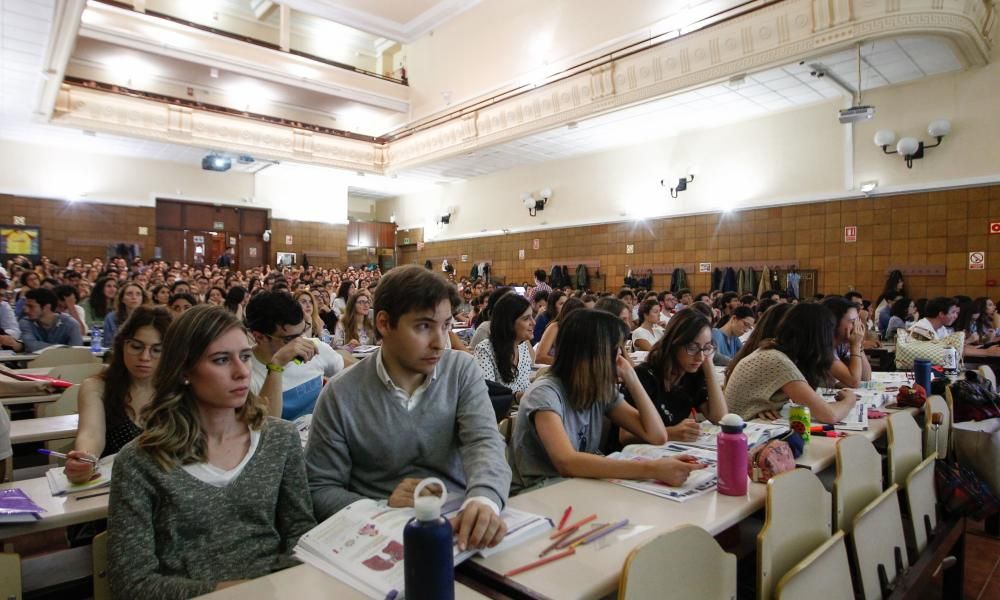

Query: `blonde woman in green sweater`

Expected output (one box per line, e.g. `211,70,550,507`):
108,305,315,599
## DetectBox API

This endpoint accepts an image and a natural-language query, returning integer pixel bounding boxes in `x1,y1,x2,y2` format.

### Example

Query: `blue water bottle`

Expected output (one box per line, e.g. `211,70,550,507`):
90,328,102,354
913,358,931,394
403,478,454,600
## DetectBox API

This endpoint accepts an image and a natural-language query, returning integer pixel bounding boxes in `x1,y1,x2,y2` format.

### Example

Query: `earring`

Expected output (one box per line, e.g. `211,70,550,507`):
183,379,189,385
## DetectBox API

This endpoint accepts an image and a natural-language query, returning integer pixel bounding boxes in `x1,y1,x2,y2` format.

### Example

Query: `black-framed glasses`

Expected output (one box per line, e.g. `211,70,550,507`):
124,339,163,357
683,343,716,356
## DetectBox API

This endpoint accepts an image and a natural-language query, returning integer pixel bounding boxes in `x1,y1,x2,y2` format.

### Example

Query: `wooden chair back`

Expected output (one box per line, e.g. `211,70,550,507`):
620,524,736,600
774,531,853,600
48,363,105,385
93,531,110,600
886,410,922,488
833,435,882,532
903,455,938,556
850,484,909,600
757,469,832,600
0,552,20,600
26,347,99,368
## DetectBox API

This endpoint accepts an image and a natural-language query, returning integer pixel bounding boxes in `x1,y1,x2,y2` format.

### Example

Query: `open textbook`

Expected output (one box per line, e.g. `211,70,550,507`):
294,498,552,598
606,444,718,502
676,421,788,451
45,455,114,496
775,399,869,431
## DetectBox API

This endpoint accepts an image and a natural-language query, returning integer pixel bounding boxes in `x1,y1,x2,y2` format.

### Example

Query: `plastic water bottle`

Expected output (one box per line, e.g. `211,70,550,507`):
319,327,332,346
90,329,102,354
716,413,749,496
403,478,454,600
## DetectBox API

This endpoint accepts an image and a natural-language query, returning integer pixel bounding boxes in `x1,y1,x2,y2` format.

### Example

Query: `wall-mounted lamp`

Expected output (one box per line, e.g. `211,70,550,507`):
662,175,695,198
522,188,552,217
874,119,950,168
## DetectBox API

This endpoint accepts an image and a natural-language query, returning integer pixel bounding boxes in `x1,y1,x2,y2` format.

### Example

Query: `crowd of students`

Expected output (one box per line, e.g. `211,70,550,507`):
1,254,998,598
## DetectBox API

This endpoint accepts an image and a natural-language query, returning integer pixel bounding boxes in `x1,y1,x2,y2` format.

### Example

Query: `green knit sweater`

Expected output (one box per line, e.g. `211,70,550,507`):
108,417,316,599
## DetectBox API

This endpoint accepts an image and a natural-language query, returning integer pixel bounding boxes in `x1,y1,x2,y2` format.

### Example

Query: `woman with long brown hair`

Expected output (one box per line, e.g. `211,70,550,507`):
332,290,375,347
102,282,149,346
108,305,315,597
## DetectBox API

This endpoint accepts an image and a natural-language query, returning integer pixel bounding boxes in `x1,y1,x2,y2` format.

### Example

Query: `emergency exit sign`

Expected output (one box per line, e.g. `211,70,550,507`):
844,226,857,243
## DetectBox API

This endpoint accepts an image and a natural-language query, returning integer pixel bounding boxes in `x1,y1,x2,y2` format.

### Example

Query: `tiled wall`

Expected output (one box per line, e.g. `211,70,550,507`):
0,195,155,263
400,185,1000,300
269,219,348,268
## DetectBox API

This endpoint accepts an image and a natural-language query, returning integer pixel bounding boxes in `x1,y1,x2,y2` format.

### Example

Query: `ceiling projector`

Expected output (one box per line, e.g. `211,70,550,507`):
202,154,232,172
839,105,875,124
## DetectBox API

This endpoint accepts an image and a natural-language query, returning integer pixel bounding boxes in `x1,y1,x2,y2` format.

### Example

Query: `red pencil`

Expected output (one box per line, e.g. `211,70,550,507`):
505,547,576,577
557,506,572,530
549,513,596,539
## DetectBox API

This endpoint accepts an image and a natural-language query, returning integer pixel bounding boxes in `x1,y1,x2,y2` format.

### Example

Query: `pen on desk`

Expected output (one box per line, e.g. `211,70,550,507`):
37,449,97,465
384,590,399,600
75,491,110,500
550,513,596,538
575,518,629,547
505,547,576,577
557,505,572,530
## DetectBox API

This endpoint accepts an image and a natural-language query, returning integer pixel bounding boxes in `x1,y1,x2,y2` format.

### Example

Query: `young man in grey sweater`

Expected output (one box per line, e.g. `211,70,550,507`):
305,265,512,551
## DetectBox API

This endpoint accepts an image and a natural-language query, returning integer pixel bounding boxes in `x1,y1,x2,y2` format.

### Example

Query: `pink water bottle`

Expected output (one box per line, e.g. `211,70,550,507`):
716,413,748,496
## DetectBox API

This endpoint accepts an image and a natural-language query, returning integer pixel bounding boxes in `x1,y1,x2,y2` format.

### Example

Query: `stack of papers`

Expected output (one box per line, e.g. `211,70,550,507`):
45,455,114,496
295,499,552,598
606,444,718,502
0,488,45,523
677,421,788,451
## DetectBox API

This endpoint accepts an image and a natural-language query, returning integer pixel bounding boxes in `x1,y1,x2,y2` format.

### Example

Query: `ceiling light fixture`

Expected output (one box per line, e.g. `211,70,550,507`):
662,175,695,198
522,188,552,217
873,119,951,168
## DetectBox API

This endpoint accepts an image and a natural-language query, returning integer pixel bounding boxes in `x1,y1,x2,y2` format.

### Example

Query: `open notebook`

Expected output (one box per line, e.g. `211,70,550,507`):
295,498,551,598
605,444,718,502
45,455,114,496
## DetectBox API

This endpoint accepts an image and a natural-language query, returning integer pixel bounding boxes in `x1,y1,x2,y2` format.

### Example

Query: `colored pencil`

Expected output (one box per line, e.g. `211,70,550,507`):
538,527,577,557
557,505,572,530
557,522,611,550
574,518,629,547
505,547,576,577
549,513,596,539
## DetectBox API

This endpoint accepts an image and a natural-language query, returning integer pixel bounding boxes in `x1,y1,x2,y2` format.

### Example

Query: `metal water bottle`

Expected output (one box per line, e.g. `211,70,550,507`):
403,478,454,600
942,346,958,373
716,414,749,496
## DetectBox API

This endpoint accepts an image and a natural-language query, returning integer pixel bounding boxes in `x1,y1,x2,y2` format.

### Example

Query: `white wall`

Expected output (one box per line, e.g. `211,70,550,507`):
380,100,847,237
406,0,742,121
254,163,349,223
0,139,255,207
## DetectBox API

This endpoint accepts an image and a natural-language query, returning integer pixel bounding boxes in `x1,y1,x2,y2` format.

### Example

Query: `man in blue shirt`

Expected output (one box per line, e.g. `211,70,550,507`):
711,306,755,362
13,288,83,352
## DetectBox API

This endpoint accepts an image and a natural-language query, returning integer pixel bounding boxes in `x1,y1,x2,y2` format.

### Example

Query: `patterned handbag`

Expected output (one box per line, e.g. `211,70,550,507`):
894,331,965,370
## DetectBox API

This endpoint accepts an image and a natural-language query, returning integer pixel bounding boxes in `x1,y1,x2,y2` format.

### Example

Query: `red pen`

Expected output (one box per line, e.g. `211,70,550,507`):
812,430,847,438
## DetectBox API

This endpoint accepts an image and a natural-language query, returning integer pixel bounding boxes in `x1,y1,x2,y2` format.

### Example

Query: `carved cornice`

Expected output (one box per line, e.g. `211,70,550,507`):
53,0,994,174
53,85,378,171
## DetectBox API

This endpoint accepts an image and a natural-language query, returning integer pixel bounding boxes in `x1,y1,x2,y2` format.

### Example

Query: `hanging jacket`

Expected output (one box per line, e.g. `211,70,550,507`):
575,264,589,290
483,263,491,284
711,268,723,292
758,266,771,297
470,264,479,280
561,266,570,288
770,269,781,293
747,269,757,297
722,267,738,293
550,265,562,288
670,268,687,292
736,268,747,295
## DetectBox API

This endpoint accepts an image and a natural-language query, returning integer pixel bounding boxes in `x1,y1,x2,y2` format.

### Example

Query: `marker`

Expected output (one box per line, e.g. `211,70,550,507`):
38,449,97,464
811,430,847,438
810,425,834,432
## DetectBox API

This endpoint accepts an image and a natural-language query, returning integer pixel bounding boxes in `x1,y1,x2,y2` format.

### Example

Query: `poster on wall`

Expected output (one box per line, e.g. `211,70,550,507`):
1,224,41,264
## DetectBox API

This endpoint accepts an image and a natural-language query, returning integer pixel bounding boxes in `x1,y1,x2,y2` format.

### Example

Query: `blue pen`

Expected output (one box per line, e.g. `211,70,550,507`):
38,449,97,464
384,590,398,600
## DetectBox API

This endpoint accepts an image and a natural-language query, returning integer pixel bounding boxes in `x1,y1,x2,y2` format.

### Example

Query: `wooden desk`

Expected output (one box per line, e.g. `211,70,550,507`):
464,478,766,599
0,393,59,407
10,414,78,444
195,563,491,599
0,475,108,540
782,406,918,473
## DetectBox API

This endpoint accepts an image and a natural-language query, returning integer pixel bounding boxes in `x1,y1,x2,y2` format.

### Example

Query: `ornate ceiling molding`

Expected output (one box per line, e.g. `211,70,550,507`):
54,0,994,174
52,84,379,171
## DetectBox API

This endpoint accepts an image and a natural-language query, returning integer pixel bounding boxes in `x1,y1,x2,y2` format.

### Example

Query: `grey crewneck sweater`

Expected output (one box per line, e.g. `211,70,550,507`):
305,349,511,520
108,417,316,599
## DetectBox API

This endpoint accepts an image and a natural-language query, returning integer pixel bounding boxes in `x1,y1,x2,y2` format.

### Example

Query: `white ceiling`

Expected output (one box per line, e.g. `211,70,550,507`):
0,0,966,203
398,36,963,180
277,0,481,43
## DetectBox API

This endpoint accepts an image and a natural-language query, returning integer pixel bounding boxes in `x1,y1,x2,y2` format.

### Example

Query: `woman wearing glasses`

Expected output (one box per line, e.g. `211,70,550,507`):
725,303,857,423
332,291,375,347
619,308,728,445
65,306,172,482
710,305,756,362
510,309,706,492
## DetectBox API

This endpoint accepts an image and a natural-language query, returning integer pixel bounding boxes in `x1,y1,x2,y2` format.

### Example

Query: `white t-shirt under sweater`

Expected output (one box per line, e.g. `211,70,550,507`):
250,340,345,421
182,428,261,487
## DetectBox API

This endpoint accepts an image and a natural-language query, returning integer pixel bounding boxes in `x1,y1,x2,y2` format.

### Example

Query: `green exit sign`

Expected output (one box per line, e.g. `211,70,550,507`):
403,237,411,245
